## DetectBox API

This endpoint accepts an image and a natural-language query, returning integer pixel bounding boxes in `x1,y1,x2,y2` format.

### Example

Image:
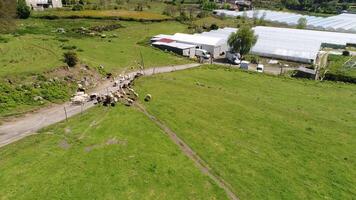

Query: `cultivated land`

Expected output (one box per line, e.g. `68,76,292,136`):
0,106,227,199
134,66,356,199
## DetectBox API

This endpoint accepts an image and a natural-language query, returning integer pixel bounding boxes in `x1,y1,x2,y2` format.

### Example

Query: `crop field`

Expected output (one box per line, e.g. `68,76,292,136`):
0,106,227,199
134,66,356,199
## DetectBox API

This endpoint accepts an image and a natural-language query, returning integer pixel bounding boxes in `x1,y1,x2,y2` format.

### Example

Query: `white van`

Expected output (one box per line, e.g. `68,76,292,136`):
195,49,211,59
226,51,241,65
256,64,264,73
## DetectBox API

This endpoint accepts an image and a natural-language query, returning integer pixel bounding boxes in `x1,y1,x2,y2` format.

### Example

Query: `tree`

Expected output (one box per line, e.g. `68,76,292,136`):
0,0,17,33
64,51,79,67
297,17,307,29
228,25,258,57
16,0,30,19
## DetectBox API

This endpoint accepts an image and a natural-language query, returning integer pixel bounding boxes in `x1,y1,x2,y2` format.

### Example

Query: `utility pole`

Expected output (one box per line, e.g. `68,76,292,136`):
64,106,68,122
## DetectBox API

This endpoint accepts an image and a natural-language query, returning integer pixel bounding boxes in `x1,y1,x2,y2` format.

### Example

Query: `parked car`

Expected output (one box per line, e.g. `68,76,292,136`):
226,51,241,65
195,49,211,59
256,64,264,73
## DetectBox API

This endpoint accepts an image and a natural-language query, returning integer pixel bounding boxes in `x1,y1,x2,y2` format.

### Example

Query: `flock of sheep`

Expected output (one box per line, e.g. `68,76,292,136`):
71,71,151,107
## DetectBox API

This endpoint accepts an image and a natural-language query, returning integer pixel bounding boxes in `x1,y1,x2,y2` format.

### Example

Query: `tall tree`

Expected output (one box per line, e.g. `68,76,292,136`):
297,17,307,29
228,25,258,57
0,0,16,33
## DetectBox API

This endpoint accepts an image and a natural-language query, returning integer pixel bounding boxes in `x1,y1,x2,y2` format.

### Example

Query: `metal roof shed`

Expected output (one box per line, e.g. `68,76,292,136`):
171,33,227,58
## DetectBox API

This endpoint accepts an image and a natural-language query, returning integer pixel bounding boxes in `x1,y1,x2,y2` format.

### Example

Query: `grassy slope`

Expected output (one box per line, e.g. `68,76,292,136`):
0,106,227,200
134,66,356,199
0,19,190,78
73,21,191,73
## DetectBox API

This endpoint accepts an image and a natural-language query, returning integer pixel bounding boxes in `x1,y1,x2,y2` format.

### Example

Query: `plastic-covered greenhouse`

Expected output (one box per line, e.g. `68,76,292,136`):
214,10,356,33
153,26,356,63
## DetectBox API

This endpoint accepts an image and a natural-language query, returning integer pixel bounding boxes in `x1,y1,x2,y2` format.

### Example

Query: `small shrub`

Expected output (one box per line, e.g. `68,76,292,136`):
0,36,9,43
210,23,219,30
72,4,84,11
63,51,79,67
244,55,260,64
16,0,31,19
342,51,350,56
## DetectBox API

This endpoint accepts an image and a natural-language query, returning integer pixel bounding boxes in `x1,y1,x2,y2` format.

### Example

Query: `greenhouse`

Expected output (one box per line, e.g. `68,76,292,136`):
213,10,356,33
153,26,356,63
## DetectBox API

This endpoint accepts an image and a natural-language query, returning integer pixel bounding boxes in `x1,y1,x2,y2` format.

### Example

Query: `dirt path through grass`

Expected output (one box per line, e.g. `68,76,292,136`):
134,103,239,200
0,63,200,148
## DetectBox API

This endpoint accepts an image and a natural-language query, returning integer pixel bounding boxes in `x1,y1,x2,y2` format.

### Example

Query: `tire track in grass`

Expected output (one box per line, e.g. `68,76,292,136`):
134,103,239,200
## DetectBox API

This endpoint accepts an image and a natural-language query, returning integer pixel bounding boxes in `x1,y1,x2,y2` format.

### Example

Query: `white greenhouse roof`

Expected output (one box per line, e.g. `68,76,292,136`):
152,26,356,63
214,9,356,33
251,26,356,63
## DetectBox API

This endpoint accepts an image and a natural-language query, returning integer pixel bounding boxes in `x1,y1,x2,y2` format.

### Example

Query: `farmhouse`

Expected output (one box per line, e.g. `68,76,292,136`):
26,0,62,10
152,26,356,64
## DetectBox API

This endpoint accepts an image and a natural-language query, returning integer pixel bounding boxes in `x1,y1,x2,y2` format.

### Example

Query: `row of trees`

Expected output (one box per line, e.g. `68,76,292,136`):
281,0,352,14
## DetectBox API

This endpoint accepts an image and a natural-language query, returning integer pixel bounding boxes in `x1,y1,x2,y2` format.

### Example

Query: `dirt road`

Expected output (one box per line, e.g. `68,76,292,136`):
135,103,239,200
0,63,200,148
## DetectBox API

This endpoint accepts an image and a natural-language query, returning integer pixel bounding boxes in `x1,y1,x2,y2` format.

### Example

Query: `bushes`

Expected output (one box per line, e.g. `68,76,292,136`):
244,55,260,64
0,79,73,116
64,51,79,67
201,0,218,11
72,4,84,11
342,51,350,56
16,0,31,19
209,23,219,30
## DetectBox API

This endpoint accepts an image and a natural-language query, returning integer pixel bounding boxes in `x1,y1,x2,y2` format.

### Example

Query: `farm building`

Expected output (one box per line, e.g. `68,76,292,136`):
152,39,196,58
152,26,356,63
213,10,356,33
152,33,227,58
26,0,62,10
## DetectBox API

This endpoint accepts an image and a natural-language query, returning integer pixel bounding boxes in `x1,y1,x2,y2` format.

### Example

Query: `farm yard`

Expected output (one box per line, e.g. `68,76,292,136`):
1,0,356,199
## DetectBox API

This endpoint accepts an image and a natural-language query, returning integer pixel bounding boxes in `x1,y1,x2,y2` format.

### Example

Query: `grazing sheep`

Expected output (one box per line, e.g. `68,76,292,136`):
144,94,152,102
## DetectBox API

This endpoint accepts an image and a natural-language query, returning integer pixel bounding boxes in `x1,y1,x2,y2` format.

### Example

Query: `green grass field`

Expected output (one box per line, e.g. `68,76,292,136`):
0,106,227,199
134,66,356,199
1,66,355,199
0,18,190,117
0,19,190,78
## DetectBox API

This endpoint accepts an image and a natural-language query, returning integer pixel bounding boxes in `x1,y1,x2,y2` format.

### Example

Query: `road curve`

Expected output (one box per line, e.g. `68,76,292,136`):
0,63,200,148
